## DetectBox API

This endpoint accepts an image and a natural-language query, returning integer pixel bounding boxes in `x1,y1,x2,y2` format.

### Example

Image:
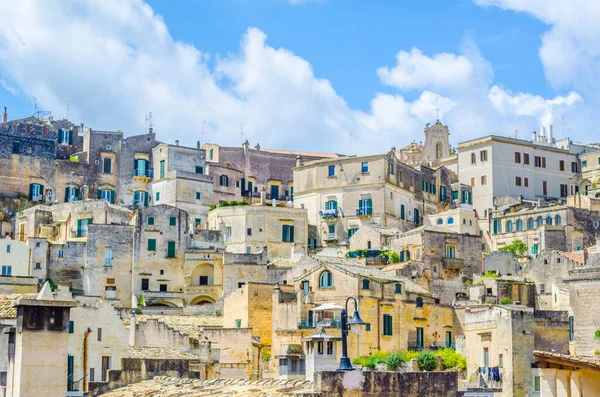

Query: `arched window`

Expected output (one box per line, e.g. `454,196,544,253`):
447,217,454,225
555,214,562,226
471,153,476,164
319,270,333,288
362,279,370,290
436,218,443,225
469,220,473,226
219,175,229,187
506,220,513,233
528,218,534,230
516,219,523,231
536,216,543,228
416,297,424,308
436,142,442,159
463,219,467,225
546,216,553,226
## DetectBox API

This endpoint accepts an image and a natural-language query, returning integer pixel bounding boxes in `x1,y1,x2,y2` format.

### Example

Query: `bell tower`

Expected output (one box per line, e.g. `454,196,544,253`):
422,120,450,165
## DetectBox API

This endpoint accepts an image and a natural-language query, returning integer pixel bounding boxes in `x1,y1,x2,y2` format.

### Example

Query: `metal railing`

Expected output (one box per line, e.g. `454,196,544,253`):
319,209,339,218
442,258,464,269
322,232,337,241
133,168,153,178
356,208,373,216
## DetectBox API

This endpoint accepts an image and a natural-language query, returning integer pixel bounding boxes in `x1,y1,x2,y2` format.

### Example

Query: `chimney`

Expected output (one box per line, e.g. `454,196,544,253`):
260,188,266,206
296,155,302,167
197,140,201,150
548,124,554,144
175,140,179,146
2,107,6,123
149,127,153,134
532,131,537,142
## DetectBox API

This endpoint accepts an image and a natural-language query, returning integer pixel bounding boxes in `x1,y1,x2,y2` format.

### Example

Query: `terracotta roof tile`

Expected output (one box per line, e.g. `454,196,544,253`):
0,293,39,319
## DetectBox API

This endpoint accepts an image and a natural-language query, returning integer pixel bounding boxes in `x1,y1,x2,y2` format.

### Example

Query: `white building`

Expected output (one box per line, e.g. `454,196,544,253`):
0,239,30,277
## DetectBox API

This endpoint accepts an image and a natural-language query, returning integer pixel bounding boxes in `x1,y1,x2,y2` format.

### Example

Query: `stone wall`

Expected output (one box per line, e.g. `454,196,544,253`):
314,370,461,397
568,263,600,355
533,310,570,353
48,241,85,293
484,251,519,275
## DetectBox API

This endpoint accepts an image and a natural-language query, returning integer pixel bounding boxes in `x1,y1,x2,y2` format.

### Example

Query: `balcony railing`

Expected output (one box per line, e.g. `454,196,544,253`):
142,290,183,298
133,168,154,178
322,233,337,241
356,208,373,216
298,317,340,329
442,258,464,269
184,284,221,295
319,209,339,219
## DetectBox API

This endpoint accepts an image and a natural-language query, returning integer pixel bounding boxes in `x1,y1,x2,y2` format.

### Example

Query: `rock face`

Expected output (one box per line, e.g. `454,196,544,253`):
98,377,314,396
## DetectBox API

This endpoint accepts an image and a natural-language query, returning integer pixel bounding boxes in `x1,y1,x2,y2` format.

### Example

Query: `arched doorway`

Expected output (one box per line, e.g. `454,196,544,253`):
190,296,216,305
191,263,215,286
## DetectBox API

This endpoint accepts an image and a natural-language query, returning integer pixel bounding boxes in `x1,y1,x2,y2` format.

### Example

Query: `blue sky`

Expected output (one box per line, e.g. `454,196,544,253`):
0,0,596,153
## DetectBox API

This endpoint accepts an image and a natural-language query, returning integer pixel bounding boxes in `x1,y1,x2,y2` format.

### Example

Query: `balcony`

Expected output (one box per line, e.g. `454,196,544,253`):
184,284,221,295
133,168,153,181
356,208,373,217
319,209,339,219
322,233,337,241
142,290,183,299
442,258,464,270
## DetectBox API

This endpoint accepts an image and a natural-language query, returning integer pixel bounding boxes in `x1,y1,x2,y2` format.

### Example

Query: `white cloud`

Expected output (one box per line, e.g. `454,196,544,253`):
377,48,474,91
0,0,587,156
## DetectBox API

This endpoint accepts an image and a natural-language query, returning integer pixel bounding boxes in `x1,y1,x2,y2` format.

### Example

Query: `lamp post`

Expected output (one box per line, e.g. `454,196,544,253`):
338,296,366,371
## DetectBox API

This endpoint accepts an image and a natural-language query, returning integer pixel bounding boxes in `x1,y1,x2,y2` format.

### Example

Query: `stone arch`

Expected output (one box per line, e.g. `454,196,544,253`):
191,263,215,286
190,295,216,305
435,142,442,159
147,300,178,307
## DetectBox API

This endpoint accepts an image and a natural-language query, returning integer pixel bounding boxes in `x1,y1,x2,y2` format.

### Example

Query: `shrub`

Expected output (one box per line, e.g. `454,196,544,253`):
417,350,437,371
403,350,420,362
388,251,400,263
435,348,466,371
464,279,473,286
498,239,528,257
482,270,499,279
595,330,600,339
386,352,404,370
499,296,513,305
352,351,389,368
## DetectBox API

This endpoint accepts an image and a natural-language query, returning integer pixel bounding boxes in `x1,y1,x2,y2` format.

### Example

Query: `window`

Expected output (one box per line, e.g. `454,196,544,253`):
446,245,456,259
319,271,333,288
219,175,229,187
389,162,394,174
225,227,232,242
148,217,154,226
506,220,513,233
470,177,475,187
540,283,545,294
169,216,176,226
282,224,295,243
270,184,279,200
102,158,112,174
560,184,568,198
481,175,487,185
167,241,176,258
147,239,156,251
440,186,447,201
446,331,452,348
383,314,393,336
58,250,64,258
6,245,10,254
247,228,252,236
537,216,543,227
327,341,333,355
524,153,530,165
317,341,324,354
159,160,165,179
35,262,41,269
515,176,522,186
34,144,41,157
195,192,201,200
493,219,500,235
234,319,241,328
141,278,149,291
12,141,20,154
101,357,111,382
236,180,240,188
361,162,368,173
569,316,574,341
328,165,335,177
209,148,214,161
560,160,565,171
69,321,74,334
328,224,335,234
159,284,167,292
416,297,424,308
395,283,402,294
447,217,454,225
524,177,529,187
535,156,542,167
543,181,548,196
195,166,203,174
65,186,79,202
483,347,489,367
499,353,503,367
542,157,546,168
362,279,370,290
97,328,102,341
366,323,371,332
104,248,112,266
134,158,149,177
571,162,578,173
413,208,420,225
132,190,146,207
325,200,338,211
514,152,521,163
76,218,93,238
400,204,405,220
154,192,159,202
436,218,443,225
357,198,373,216
199,276,208,285
471,153,476,164
416,327,424,348
516,219,523,231
29,183,43,202
555,214,562,225
533,376,541,392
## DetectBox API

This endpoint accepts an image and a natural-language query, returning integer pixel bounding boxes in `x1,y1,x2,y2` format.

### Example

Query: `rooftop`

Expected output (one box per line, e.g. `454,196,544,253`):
534,350,600,371
129,347,200,360
0,293,39,319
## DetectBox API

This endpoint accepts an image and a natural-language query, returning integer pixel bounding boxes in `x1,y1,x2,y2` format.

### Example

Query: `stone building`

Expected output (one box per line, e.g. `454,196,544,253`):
0,239,38,294
395,120,455,170
567,257,600,356
271,256,458,380
426,206,478,235
207,202,308,260
203,141,339,204
348,225,401,251
532,350,600,396
489,202,600,255
580,149,600,197
151,142,213,227
463,304,534,397
387,225,483,304
293,150,456,248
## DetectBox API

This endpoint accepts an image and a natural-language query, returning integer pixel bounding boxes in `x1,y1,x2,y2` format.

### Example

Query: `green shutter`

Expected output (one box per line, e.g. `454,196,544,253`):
160,160,165,179
290,226,295,243
170,216,176,226
144,192,149,207
39,185,43,198
58,129,63,144
65,188,69,203
400,204,405,220
167,241,175,258
69,320,74,333
77,219,83,237
399,251,404,262
110,190,115,204
68,130,74,145
148,217,154,226
97,189,102,199
148,239,156,251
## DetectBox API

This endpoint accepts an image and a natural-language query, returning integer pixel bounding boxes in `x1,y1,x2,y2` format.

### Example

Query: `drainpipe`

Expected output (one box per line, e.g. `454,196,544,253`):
377,285,383,351
83,327,92,392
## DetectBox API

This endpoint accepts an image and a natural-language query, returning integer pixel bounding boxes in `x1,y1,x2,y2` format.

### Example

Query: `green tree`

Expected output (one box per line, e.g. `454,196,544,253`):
498,239,528,257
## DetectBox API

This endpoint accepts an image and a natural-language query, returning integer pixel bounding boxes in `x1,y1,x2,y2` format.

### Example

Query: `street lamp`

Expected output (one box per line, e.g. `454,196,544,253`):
338,296,366,371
